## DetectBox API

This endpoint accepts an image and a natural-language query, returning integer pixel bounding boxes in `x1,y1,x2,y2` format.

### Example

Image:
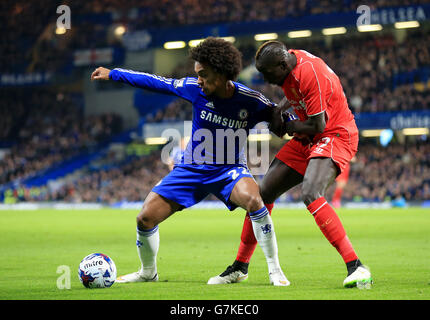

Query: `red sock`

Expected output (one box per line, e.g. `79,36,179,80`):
236,203,274,263
307,197,358,263
332,187,343,203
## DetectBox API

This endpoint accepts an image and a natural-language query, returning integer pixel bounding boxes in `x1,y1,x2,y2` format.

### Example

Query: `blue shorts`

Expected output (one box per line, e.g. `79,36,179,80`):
152,164,254,211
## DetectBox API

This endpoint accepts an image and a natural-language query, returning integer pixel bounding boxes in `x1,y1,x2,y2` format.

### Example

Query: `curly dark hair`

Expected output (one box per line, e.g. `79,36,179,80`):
189,37,242,80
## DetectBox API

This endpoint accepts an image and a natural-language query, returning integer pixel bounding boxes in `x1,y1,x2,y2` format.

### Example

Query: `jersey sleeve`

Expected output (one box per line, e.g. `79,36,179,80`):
298,62,328,117
253,91,276,123
109,68,199,103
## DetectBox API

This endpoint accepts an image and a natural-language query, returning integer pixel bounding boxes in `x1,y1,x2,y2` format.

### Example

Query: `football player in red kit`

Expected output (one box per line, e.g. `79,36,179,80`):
208,41,372,288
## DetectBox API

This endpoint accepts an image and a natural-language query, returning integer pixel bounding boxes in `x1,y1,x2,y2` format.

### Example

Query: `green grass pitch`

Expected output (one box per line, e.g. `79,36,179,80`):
0,207,429,300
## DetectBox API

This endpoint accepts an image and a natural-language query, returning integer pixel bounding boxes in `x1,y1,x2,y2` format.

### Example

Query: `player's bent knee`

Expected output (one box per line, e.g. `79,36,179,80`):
245,194,265,213
136,211,157,230
301,184,323,206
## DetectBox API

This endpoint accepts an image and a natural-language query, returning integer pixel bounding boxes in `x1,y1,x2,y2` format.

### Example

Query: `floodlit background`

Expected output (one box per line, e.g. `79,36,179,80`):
1,0,429,209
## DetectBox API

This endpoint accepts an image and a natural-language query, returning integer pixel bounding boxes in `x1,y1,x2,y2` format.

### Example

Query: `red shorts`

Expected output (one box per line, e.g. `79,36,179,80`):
275,129,358,176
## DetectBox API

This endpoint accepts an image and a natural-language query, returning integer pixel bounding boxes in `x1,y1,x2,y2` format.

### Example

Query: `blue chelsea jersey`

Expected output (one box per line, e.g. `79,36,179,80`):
109,68,275,166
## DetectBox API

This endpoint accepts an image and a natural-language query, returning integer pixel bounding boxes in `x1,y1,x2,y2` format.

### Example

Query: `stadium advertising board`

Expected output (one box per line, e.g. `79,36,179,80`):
354,110,430,130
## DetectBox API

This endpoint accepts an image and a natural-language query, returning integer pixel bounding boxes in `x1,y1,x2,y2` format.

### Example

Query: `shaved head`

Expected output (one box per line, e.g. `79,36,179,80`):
254,41,296,86
255,41,288,67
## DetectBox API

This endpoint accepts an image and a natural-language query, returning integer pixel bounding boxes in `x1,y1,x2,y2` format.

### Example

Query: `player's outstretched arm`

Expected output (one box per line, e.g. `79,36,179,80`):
90,67,198,102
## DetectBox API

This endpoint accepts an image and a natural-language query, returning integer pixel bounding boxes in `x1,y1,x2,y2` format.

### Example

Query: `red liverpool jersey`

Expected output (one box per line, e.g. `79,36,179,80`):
282,49,358,137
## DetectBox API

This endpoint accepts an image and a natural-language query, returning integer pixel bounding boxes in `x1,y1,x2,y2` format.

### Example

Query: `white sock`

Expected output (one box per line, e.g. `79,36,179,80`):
136,226,159,277
249,207,281,273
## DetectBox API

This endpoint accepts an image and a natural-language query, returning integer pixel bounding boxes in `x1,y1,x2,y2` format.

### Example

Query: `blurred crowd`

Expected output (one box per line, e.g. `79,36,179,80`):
322,31,430,113
3,150,170,204
0,89,123,186
69,0,430,28
342,141,430,202
4,0,430,74
53,151,169,204
144,28,430,125
70,0,306,27
0,0,60,73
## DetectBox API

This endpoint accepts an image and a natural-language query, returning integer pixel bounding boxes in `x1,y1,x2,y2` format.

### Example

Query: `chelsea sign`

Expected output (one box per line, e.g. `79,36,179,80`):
371,5,427,25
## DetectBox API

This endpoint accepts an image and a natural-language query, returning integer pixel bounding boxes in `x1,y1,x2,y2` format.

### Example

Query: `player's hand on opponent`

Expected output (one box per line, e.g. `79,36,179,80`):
91,67,111,81
269,98,293,137
282,111,299,136
281,111,313,145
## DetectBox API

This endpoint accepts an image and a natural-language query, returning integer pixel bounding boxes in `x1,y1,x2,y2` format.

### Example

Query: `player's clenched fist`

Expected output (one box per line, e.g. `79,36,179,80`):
282,111,299,136
91,67,111,81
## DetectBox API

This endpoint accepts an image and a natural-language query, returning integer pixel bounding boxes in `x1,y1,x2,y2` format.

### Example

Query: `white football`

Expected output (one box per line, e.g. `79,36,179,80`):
78,253,117,288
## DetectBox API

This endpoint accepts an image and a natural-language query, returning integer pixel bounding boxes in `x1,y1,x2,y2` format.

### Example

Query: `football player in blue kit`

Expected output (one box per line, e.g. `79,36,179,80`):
90,37,292,286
